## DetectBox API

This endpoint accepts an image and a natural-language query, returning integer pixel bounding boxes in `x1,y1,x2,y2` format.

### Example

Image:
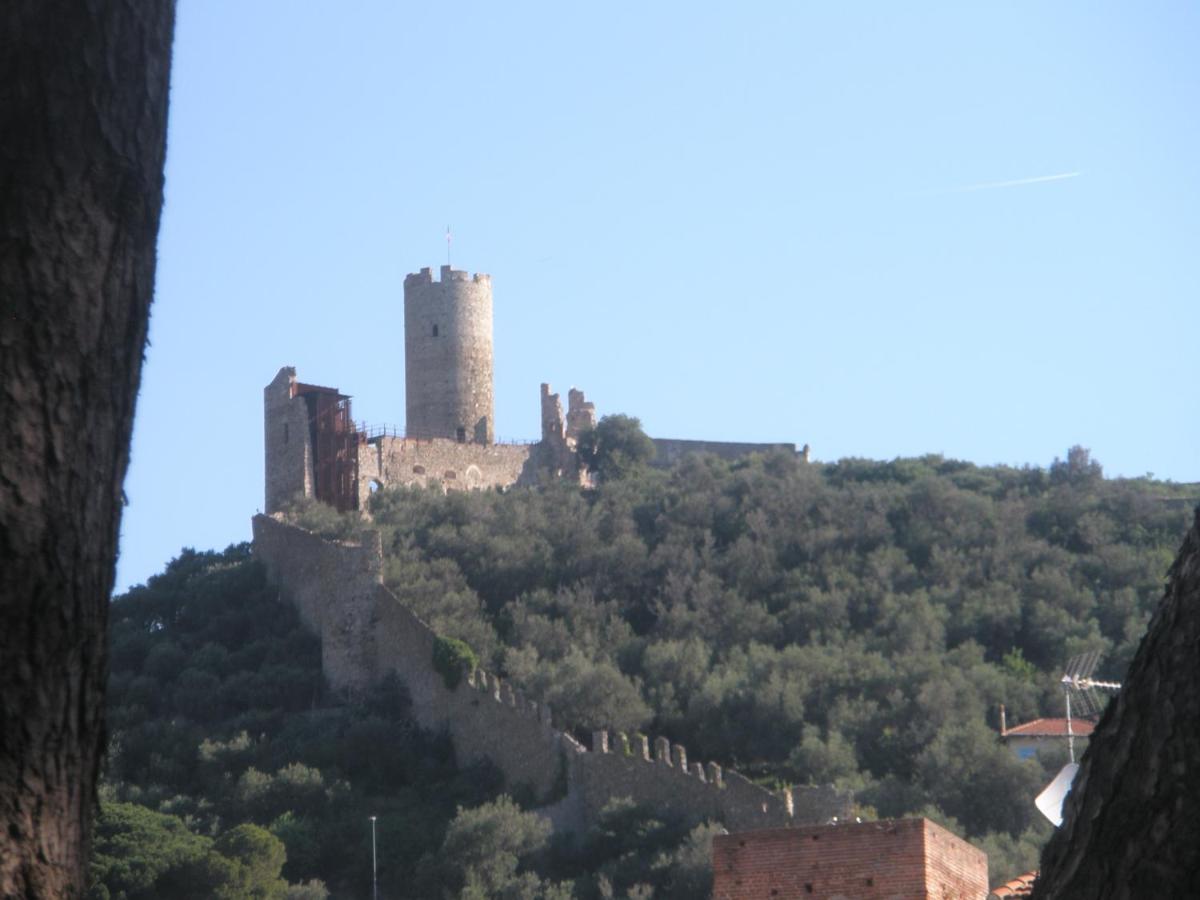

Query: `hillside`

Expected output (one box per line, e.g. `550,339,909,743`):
102,446,1198,895
101,546,717,898
290,444,1197,881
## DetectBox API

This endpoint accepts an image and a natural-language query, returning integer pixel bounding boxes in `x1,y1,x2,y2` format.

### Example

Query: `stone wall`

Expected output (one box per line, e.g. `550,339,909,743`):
565,388,595,440
356,436,534,508
404,266,494,444
650,437,799,468
263,367,315,514
537,383,587,483
251,513,381,691
572,731,848,832
266,363,813,517
251,514,853,834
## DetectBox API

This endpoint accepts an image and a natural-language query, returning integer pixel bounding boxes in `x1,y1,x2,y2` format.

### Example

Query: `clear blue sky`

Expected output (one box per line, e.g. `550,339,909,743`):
116,1,1200,592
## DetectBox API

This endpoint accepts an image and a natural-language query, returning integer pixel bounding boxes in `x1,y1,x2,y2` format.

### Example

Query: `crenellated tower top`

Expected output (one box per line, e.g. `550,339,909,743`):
403,264,495,444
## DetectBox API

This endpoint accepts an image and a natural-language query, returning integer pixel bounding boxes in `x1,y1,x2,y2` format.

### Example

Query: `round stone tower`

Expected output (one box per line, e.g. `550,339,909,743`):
404,265,494,444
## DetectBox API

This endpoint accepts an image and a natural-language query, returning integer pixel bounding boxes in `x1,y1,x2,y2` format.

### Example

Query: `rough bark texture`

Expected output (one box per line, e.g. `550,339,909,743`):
0,3,175,896
1032,509,1200,898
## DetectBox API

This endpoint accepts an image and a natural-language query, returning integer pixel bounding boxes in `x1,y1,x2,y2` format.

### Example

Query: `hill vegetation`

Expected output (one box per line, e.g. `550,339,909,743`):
303,441,1195,881
101,545,714,898
101,439,1197,895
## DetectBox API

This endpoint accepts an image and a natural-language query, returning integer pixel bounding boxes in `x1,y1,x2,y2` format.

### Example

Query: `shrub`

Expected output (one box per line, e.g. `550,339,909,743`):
432,635,477,690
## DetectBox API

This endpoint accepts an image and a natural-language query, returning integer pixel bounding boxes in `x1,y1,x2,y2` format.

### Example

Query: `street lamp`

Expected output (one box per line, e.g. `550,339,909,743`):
369,815,378,900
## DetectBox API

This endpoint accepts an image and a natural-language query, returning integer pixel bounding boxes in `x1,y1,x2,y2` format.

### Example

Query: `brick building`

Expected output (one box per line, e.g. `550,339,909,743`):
711,818,988,900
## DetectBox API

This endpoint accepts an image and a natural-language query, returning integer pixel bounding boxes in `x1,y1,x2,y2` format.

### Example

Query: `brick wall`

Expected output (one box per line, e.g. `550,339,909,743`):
712,819,988,900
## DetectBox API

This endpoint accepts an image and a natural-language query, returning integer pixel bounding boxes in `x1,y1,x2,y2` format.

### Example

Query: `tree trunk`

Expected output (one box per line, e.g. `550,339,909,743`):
0,3,175,896
1032,509,1200,898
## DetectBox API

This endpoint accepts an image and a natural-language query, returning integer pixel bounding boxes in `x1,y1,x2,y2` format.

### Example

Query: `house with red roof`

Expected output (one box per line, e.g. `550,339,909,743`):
999,705,1093,760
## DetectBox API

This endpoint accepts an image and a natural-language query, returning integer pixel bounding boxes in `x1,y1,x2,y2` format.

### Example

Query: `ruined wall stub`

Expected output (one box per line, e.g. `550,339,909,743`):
536,383,589,483
264,367,315,514
404,266,494,444
565,388,595,441
541,383,565,444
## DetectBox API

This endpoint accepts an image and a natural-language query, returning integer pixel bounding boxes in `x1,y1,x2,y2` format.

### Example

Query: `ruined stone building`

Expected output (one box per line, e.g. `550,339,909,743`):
254,264,834,835
264,264,804,514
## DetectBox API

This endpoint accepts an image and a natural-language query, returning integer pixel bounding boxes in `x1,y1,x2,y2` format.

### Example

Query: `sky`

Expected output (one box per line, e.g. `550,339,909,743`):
116,1,1200,593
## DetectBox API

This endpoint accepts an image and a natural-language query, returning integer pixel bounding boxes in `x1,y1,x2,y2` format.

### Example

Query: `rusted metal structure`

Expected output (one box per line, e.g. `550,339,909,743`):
293,381,362,512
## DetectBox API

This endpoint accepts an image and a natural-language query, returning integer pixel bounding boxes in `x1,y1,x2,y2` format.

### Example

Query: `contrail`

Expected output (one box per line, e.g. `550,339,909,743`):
952,171,1081,193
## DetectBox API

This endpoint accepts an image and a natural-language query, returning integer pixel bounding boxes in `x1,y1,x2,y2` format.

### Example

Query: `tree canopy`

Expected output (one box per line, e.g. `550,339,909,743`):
358,449,1196,883
576,414,657,482
101,449,1197,893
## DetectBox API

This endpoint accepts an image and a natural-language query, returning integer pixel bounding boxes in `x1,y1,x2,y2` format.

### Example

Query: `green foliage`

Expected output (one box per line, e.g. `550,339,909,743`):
88,802,212,899
279,495,366,542
212,824,289,899
1002,647,1039,683
433,635,478,690
87,803,290,900
576,414,657,482
787,727,859,785
414,796,567,898
284,881,330,900
102,547,508,898
524,648,651,735
360,446,1195,886
539,799,718,898
103,448,1198,893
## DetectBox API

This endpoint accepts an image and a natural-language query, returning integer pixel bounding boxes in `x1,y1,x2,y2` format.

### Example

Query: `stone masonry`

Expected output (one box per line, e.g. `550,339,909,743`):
251,513,852,835
263,367,316,515
404,266,494,444
356,436,534,509
651,437,800,468
265,264,809,513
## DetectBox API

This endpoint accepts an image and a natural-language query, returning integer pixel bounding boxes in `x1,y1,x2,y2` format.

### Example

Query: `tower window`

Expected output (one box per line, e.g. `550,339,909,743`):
456,426,466,443
432,324,439,337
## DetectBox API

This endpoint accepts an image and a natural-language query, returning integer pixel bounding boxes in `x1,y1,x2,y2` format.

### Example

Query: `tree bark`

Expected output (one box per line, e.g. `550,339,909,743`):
0,3,175,896
1032,509,1200,898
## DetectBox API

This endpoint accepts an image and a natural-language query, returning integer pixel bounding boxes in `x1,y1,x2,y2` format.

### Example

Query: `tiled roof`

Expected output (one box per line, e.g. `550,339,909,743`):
1002,717,1094,738
990,870,1037,897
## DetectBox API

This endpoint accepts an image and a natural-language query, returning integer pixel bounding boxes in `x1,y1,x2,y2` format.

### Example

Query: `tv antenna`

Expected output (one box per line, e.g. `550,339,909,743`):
1060,650,1121,763
1035,650,1122,826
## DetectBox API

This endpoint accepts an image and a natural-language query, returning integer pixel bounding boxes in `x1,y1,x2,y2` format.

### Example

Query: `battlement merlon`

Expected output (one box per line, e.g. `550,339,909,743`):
403,265,492,287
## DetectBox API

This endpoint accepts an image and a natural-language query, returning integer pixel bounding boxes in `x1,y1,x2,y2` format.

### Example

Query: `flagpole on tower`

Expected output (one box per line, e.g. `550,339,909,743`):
446,225,452,267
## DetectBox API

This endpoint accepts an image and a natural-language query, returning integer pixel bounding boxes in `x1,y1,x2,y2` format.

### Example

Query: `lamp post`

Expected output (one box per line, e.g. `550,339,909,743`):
369,815,378,900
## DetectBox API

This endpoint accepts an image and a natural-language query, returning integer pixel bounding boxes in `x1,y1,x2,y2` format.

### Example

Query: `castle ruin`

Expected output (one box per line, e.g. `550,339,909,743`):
254,264,840,834
264,264,804,513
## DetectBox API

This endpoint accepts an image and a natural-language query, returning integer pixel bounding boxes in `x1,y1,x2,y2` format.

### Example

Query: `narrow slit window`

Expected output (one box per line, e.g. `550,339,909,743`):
432,324,439,337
